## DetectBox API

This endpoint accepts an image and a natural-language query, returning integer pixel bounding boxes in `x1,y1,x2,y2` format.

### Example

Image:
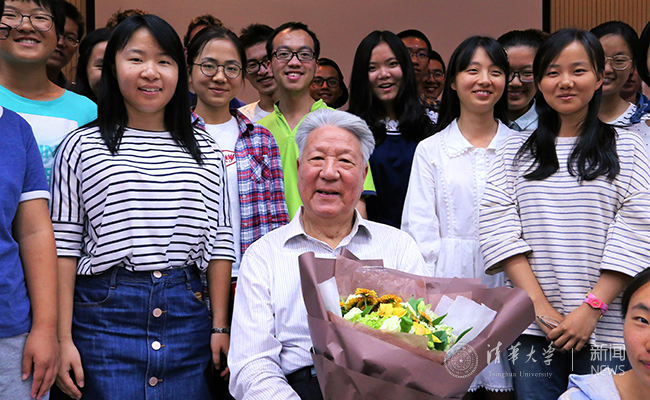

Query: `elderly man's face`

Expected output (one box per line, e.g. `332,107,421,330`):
297,126,367,221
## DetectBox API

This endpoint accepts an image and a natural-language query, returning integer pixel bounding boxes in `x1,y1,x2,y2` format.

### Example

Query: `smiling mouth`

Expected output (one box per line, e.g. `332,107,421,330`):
474,90,492,95
16,38,40,44
140,88,161,93
316,189,339,195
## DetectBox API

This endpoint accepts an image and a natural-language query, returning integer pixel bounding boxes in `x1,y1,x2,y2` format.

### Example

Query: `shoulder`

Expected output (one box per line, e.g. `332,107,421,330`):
61,91,97,113
500,130,532,153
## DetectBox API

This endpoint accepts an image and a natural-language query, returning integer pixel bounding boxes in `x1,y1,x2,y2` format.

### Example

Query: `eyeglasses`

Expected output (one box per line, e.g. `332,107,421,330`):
245,57,269,74
425,70,444,80
2,11,54,32
0,23,11,40
408,50,429,62
272,49,315,62
508,70,535,83
605,55,631,71
62,33,79,46
311,77,340,88
192,61,242,79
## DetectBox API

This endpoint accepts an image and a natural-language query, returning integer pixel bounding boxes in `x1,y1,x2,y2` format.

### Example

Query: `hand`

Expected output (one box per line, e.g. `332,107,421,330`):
547,303,601,352
533,301,565,335
56,339,84,400
211,333,230,380
22,327,59,400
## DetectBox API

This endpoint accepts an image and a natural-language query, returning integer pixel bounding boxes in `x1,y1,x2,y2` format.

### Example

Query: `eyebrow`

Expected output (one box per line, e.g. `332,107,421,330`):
631,303,650,312
548,61,590,68
200,56,240,64
124,48,170,57
275,45,313,52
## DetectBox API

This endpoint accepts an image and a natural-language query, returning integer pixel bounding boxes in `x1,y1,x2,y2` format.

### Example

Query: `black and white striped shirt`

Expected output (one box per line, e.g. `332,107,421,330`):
480,129,650,346
51,126,236,275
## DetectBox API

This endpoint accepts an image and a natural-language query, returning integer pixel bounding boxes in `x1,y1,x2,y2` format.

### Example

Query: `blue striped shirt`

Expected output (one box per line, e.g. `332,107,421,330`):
479,129,650,346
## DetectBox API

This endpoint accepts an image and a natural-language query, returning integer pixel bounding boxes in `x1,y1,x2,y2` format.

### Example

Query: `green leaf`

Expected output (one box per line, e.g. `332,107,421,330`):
400,316,413,333
455,327,473,343
430,313,447,326
362,305,374,317
433,330,448,343
407,297,422,316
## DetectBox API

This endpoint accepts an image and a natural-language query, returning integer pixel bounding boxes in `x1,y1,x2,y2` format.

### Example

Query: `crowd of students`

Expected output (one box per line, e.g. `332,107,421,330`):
4,0,650,399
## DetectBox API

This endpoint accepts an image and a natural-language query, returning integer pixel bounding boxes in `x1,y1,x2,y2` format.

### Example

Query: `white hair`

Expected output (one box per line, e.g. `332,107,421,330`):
295,109,375,164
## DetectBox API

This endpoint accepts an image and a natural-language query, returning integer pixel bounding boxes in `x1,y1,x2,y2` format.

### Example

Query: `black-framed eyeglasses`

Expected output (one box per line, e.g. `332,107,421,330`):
62,33,79,46
508,70,535,83
0,23,11,40
605,55,631,71
425,70,444,80
408,50,429,62
311,77,340,88
1,11,54,32
192,61,242,79
272,49,315,62
245,57,269,74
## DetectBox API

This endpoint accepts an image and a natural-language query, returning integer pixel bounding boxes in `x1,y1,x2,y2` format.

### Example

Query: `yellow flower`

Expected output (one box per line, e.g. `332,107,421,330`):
393,307,407,318
419,310,432,325
378,303,393,317
430,334,441,343
378,294,402,304
355,288,377,298
412,322,431,336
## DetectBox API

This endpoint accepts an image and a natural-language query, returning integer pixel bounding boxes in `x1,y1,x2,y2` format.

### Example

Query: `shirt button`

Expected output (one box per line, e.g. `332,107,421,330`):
152,341,162,350
153,271,162,279
152,308,163,318
149,377,158,386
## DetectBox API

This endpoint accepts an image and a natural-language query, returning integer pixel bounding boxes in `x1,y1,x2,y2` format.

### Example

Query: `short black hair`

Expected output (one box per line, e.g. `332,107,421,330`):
239,23,273,50
497,29,545,51
429,49,445,72
397,29,432,52
266,21,320,60
316,57,348,108
591,21,638,66
62,1,84,39
183,14,223,49
622,268,650,319
16,0,66,37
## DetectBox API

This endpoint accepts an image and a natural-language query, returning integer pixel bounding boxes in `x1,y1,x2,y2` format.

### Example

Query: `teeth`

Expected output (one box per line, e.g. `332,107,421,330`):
17,39,38,43
141,88,160,92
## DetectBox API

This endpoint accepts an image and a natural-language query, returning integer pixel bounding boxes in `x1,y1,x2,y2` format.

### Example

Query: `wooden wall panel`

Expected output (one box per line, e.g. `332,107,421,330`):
550,0,650,34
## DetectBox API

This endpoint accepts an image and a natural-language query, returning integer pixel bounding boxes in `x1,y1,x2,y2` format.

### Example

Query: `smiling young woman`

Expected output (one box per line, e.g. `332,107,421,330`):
402,35,516,399
348,30,434,228
50,14,236,400
480,28,650,399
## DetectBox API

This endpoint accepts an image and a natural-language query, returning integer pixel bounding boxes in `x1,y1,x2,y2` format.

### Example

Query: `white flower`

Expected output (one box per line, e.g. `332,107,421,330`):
344,307,363,322
380,316,401,332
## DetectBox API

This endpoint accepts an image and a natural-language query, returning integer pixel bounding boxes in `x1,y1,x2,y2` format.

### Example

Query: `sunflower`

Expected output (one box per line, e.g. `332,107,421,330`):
378,294,402,304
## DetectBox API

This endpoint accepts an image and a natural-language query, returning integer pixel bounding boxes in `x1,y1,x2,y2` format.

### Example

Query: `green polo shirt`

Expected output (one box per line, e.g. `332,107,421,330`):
259,99,376,219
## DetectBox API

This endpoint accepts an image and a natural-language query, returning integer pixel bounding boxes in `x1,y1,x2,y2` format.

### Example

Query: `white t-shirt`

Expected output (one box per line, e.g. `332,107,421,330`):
238,101,272,123
205,117,242,275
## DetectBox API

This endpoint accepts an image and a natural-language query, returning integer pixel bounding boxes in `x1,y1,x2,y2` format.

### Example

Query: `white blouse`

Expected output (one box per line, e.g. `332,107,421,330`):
401,119,515,286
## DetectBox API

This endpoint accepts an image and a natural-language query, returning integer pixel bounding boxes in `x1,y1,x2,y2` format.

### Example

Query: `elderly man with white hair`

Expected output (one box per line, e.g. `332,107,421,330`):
228,109,426,400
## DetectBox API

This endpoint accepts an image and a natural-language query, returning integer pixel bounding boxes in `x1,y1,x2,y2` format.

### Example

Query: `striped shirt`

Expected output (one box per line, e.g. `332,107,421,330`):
50,125,236,275
228,208,426,400
479,129,650,346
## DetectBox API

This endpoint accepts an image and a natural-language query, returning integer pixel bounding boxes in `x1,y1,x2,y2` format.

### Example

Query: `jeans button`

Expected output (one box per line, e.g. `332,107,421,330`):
153,271,162,279
151,341,162,350
149,376,159,386
153,308,163,318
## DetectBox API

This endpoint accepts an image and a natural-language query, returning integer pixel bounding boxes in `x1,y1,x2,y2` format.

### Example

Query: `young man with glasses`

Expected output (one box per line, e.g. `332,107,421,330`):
0,0,96,184
258,22,375,219
397,29,432,92
46,1,83,88
309,57,348,108
239,23,277,122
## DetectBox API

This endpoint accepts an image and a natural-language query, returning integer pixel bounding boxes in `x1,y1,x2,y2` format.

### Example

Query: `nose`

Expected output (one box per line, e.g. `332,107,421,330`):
558,74,573,89
287,53,302,67
141,62,160,80
16,15,35,32
478,69,491,85
604,58,614,74
212,66,227,81
320,158,339,180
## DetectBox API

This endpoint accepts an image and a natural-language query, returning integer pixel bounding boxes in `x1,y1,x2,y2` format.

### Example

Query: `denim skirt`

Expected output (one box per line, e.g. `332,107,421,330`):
72,266,212,400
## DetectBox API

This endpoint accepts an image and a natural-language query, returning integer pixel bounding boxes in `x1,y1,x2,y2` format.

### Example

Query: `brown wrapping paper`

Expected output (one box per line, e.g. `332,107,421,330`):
299,251,535,399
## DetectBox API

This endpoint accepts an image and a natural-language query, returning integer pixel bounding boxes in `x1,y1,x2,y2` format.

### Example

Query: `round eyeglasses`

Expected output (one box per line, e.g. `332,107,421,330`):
508,70,535,83
408,50,429,62
193,61,242,79
0,23,11,40
605,55,631,71
1,11,54,32
272,49,315,62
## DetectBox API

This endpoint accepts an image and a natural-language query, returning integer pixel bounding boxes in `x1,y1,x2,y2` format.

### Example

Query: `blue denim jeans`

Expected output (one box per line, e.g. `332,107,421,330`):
508,334,630,400
72,267,212,400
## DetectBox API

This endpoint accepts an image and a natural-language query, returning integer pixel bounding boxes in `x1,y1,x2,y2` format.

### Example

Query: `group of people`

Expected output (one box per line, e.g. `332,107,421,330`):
3,0,650,400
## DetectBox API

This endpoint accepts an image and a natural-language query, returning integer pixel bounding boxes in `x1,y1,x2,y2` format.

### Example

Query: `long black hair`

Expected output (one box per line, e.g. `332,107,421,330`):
435,36,509,132
74,28,111,102
516,28,618,181
97,14,202,164
590,21,638,68
637,21,650,86
348,30,433,145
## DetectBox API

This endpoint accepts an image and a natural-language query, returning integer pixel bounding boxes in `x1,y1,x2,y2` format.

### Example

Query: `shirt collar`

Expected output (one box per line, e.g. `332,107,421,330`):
443,119,507,158
283,207,372,248
509,100,538,131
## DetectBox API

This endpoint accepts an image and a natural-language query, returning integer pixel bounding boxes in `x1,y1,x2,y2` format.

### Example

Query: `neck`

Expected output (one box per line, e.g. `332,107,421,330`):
194,101,232,125
558,109,587,137
301,209,355,249
384,102,397,121
614,370,648,400
126,110,166,132
46,66,62,85
258,91,278,112
599,92,631,123
277,89,315,130
456,109,498,148
0,58,63,100
506,101,533,122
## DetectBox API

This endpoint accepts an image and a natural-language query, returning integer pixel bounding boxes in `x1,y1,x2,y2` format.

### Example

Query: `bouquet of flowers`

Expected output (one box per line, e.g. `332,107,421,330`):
299,250,535,400
341,289,472,352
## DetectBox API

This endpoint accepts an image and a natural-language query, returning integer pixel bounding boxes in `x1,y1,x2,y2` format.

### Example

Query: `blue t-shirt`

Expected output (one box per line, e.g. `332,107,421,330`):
0,84,97,183
0,107,50,338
